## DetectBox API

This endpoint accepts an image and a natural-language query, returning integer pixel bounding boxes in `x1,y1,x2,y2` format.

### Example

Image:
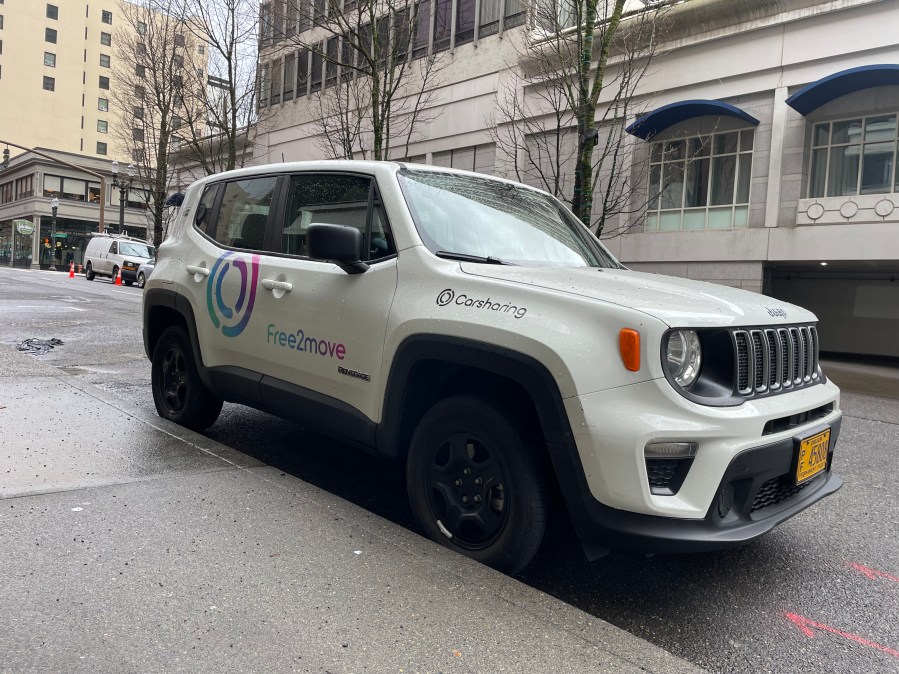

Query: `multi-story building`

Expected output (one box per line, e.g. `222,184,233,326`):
252,0,899,358
0,1,206,269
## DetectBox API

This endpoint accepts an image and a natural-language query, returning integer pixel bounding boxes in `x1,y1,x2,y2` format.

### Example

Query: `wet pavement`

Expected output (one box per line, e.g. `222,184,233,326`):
0,276,702,674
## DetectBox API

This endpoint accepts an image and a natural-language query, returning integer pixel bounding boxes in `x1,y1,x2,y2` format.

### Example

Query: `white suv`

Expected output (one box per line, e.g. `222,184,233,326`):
143,161,842,574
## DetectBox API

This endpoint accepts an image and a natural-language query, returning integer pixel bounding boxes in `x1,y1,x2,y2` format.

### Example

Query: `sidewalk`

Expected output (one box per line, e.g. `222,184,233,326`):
0,343,704,674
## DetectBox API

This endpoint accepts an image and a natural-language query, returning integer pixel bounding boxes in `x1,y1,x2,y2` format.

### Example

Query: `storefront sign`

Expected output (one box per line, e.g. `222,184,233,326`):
13,219,34,235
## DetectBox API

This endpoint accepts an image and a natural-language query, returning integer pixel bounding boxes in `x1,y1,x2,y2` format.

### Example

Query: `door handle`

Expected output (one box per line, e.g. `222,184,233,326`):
186,264,210,277
261,279,293,293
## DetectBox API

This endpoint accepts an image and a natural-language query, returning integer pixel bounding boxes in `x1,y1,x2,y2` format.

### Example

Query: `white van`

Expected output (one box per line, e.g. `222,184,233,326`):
83,233,155,285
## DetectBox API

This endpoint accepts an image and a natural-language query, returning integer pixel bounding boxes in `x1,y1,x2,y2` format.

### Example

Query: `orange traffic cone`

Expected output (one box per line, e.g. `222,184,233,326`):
115,269,122,285
69,262,75,278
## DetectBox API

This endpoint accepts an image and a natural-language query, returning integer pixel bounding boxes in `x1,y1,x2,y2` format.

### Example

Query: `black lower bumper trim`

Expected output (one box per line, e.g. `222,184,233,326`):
550,415,843,556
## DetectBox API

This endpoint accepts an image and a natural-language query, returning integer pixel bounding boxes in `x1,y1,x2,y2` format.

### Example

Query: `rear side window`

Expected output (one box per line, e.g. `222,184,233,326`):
193,184,219,232
279,173,395,260
211,177,278,250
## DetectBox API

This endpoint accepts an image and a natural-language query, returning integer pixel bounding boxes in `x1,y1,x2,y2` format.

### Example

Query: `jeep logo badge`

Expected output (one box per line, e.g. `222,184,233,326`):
766,306,788,319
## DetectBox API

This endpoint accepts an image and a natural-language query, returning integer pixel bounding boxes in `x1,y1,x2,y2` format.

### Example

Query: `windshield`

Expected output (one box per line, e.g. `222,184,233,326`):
120,242,155,258
397,169,621,268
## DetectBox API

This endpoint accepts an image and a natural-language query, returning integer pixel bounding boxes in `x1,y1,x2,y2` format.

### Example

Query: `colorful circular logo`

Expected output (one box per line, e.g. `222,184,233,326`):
206,252,260,338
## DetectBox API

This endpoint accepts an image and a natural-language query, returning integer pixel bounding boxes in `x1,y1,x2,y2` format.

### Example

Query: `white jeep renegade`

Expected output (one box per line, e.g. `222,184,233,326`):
143,161,842,574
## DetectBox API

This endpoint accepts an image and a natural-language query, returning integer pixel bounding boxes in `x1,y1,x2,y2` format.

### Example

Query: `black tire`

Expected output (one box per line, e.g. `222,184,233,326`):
124,280,134,287
151,326,223,431
136,272,146,289
406,395,548,575
85,262,95,281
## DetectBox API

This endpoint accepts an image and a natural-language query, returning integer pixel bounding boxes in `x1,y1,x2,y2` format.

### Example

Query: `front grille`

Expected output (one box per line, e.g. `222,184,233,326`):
733,325,819,397
751,474,819,513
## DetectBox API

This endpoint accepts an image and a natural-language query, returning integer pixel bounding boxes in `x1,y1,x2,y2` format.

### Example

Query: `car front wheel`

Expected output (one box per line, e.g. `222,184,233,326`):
136,272,146,289
406,395,548,575
151,326,223,431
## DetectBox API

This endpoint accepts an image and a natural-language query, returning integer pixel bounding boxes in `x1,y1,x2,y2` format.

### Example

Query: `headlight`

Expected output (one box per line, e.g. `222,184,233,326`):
666,330,702,387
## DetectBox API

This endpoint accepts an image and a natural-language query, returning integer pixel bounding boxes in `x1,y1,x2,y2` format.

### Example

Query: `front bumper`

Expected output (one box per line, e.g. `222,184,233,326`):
121,268,139,282
551,416,842,556
551,376,842,556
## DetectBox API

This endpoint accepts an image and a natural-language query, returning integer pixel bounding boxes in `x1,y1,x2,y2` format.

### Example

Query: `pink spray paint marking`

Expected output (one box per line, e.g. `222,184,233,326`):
848,562,899,584
783,612,899,659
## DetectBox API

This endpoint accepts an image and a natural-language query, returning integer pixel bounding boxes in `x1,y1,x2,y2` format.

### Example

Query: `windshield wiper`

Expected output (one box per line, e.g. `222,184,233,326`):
435,251,514,265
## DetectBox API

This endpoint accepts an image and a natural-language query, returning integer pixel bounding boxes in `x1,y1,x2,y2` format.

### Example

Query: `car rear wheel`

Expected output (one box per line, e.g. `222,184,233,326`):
406,395,548,575
151,326,223,431
85,262,95,281
136,272,146,289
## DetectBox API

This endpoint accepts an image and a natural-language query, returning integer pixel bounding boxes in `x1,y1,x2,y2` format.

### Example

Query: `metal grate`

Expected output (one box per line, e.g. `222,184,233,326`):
751,474,819,512
733,325,820,398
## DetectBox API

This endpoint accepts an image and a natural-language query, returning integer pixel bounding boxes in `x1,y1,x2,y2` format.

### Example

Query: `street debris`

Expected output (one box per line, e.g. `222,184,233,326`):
16,338,64,355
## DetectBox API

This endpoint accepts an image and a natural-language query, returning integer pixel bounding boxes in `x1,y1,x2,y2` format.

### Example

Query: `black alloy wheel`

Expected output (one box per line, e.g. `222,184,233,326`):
151,326,222,431
407,395,547,574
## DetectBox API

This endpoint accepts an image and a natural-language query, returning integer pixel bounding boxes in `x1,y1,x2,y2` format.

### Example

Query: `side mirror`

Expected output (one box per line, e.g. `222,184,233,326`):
307,223,369,274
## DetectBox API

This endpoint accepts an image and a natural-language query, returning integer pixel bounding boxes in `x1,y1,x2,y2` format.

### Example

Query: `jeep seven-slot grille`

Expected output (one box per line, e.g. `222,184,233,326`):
733,325,819,397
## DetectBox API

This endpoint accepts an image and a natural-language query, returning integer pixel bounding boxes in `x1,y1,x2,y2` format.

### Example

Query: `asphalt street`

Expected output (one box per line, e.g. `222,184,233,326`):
1,266,898,674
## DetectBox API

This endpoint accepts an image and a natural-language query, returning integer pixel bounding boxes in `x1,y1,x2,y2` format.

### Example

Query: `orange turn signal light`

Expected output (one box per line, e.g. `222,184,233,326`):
619,328,641,372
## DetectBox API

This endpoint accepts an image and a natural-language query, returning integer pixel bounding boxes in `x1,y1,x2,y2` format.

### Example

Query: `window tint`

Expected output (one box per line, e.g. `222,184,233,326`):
280,173,395,260
212,177,278,250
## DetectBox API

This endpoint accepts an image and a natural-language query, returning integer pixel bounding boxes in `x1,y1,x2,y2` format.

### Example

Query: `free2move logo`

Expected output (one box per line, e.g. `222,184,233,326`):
206,252,261,338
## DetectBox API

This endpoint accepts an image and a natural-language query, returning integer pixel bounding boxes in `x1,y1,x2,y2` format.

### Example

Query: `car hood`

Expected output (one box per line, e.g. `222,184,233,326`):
460,264,816,328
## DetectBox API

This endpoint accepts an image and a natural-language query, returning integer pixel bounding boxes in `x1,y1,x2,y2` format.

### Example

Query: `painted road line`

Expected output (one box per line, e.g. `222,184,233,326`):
783,612,899,659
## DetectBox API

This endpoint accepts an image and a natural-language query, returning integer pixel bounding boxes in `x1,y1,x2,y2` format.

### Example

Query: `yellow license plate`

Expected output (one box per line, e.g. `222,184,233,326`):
796,429,831,484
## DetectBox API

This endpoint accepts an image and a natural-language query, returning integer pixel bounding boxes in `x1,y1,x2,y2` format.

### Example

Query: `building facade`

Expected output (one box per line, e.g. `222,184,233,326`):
0,1,209,266
253,0,899,358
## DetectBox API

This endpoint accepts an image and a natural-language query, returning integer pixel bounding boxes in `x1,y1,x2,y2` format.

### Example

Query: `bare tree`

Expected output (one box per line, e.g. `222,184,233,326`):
176,0,259,174
490,0,671,236
268,0,445,160
113,0,200,248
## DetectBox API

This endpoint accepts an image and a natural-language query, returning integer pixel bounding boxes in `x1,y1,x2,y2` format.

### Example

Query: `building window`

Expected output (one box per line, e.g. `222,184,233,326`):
431,143,496,174
412,1,429,58
173,54,184,67
45,27,57,43
102,9,112,24
44,51,56,67
283,53,296,101
132,149,144,163
134,106,144,119
456,0,476,43
137,42,146,56
135,64,145,77
15,175,34,199
100,31,111,46
310,50,322,93
0,15,4,30
172,75,182,89
99,75,109,89
296,50,308,97
46,4,58,19
97,141,107,155
137,20,146,35
645,129,754,231
172,115,182,130
100,53,110,67
198,44,204,54
503,0,526,28
174,33,185,46
42,75,55,91
808,114,899,198
434,0,451,52
97,119,108,133
132,128,144,142
134,85,145,99
98,97,108,111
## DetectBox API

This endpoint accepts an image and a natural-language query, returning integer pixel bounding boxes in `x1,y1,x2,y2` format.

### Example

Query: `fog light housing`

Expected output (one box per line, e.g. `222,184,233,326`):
717,483,735,518
645,442,697,496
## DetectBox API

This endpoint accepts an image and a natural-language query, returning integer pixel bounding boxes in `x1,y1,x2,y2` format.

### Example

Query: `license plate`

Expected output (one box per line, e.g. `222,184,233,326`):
796,429,830,484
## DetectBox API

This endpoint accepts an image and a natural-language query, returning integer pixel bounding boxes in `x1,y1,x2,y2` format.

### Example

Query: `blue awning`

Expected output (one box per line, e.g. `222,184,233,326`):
786,64,899,116
625,100,760,140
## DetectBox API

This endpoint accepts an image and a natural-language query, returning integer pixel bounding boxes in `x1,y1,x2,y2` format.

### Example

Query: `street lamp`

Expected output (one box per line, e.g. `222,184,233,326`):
110,160,136,235
49,196,59,271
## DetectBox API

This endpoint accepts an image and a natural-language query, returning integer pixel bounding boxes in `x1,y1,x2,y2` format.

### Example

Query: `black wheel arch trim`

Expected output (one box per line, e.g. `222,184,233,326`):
378,334,577,459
